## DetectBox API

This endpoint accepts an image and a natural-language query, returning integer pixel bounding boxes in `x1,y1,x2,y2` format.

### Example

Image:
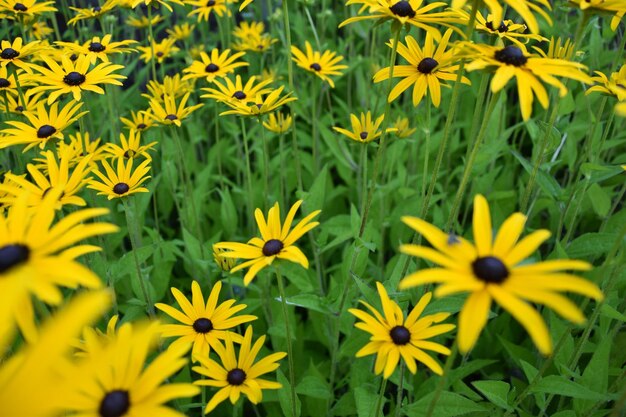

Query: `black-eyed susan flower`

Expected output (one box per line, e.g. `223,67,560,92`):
215,200,320,285
0,191,117,339
617,101,626,116
187,0,230,21
333,111,396,143
219,86,297,117
67,0,119,25
463,42,593,120
568,0,626,30
56,35,137,64
201,74,273,105
27,55,126,104
232,21,277,53
0,66,33,97
0,0,56,18
193,325,286,413
291,41,348,88
143,73,195,101
127,14,165,28
131,0,184,12
182,49,248,83
138,38,180,64
64,321,199,417
451,0,551,34
392,116,417,138
586,65,626,101
374,30,469,108
214,246,236,271
472,11,547,47
263,112,292,134
166,23,196,41
0,37,44,72
399,194,604,355
145,92,204,127
531,37,579,60
88,157,151,199
61,131,107,167
350,282,454,378
155,280,257,359
29,21,54,40
121,109,156,132
0,90,43,114
0,100,87,151
105,129,157,160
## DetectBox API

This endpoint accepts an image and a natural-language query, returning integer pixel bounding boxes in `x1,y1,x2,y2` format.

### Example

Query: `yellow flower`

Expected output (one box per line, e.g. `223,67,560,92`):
145,92,204,127
215,200,321,285
586,65,626,101
0,66,34,97
232,21,277,53
187,0,230,22
120,109,157,132
182,49,249,83
131,0,184,12
333,111,396,143
88,157,152,199
127,14,165,28
0,37,45,72
451,0,552,34
350,283,454,378
291,41,348,88
214,246,236,271
218,86,297,117
399,194,604,355
263,112,292,134
568,0,626,30
55,34,137,64
138,38,180,64
193,325,286,413
67,0,119,25
472,11,547,47
29,20,54,40
0,0,56,18
392,116,416,138
104,129,157,160
166,23,196,41
0,89,43,114
143,73,195,101
201,75,274,105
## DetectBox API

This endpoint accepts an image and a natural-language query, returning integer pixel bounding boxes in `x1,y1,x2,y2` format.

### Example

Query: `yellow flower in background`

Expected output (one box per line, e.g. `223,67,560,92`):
219,86,297,117
586,65,626,101
616,101,626,116
392,116,417,138
399,194,604,355
350,282,454,378
131,0,184,12
214,246,236,271
155,280,257,359
55,35,137,64
463,42,593,120
0,100,87,151
201,75,274,105
333,111,396,143
0,0,56,18
568,0,626,30
239,0,253,10
374,30,470,108
0,90,43,114
472,11,547,46
105,129,157,160
138,38,180,64
187,0,230,22
183,49,249,83
88,157,152,199
29,20,54,40
193,325,286,413
127,13,165,28
531,36,579,60
145,92,204,126
61,131,107,167
451,0,552,34
291,41,348,88
68,0,119,25
232,21,277,53
27,55,126,104
263,112,292,134
143,73,195,101
215,200,321,285
121,109,156,131
166,23,196,41
0,37,45,72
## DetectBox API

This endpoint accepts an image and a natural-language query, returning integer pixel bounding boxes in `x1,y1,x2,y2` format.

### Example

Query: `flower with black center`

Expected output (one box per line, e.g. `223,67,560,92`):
193,325,286,413
462,42,593,120
166,23,196,41
120,109,156,132
0,0,57,17
183,49,248,83
587,65,626,101
155,280,257,360
0,90,43,114
56,35,137,64
143,74,195,102
291,41,348,88
67,0,119,25
28,21,54,40
214,200,320,286
0,66,33,96
218,86,297,117
0,100,87,151
263,112,292,134
349,282,454,378
64,321,199,417
471,11,547,47
333,111,397,143
201,74,273,105
137,38,179,64
27,54,126,104
105,129,157,161
232,21,277,53
88,157,151,199
0,191,117,340
374,29,469,108
127,14,165,28
130,0,184,12
187,0,230,22
0,37,44,72
568,0,626,30
399,194,604,355
451,0,551,34
145,92,203,127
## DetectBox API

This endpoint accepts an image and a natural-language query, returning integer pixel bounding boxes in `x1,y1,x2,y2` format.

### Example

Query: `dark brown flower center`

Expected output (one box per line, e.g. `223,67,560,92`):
262,239,283,256
0,244,30,273
156,51,164,57
0,78,10,88
207,0,216,5
227,368,246,386
63,71,86,86
37,124,57,138
310,63,322,71
13,3,28,11
486,20,508,33
99,390,130,417
417,57,438,74
165,114,178,121
205,63,219,73
389,1,415,18
69,53,78,61
15,105,24,112
113,182,130,195
494,45,527,67
89,42,106,52
192,318,213,333
472,256,509,283
93,5,102,12
359,131,368,140
1,47,20,60
123,150,135,158
390,325,411,345
232,90,247,100
137,123,147,130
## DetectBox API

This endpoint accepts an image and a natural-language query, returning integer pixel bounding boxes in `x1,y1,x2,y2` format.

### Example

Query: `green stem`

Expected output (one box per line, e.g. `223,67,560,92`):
276,267,297,417
147,5,157,82
311,77,319,173
240,118,256,228
215,104,225,191
260,117,270,209
424,342,457,417
373,378,388,417
395,363,405,417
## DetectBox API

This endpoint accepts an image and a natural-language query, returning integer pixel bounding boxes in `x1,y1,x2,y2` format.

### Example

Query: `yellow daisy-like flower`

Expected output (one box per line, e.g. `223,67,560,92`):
0,37,44,72
214,200,321,286
131,0,184,12
0,0,56,18
138,38,180,64
166,23,196,41
88,157,152,199
219,86,297,117
145,92,204,127
399,194,604,355
193,325,286,413
0,87,42,114
617,101,626,116
0,191,118,340
121,109,156,132
201,74,274,105
374,30,470,108
67,0,119,25
586,65,626,101
127,14,165,28
568,0,626,30
155,280,257,359
463,42,593,120
61,131,107,167
333,111,396,143
105,129,157,160
451,0,552,34
143,73,195,101
232,21,277,53
350,282,454,378
187,0,230,22
29,20,54,40
182,49,249,83
55,35,137,64
0,66,33,97
64,321,199,417
27,54,126,104
291,41,348,88
392,116,417,138
214,246,236,271
472,11,547,47
263,112,292,134
0,100,87,151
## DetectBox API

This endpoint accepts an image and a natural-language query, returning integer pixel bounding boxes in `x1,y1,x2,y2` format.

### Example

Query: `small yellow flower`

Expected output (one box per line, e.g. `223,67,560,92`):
88,157,152,199
291,41,348,88
138,38,180,64
392,116,416,138
214,246,236,271
263,112,292,134
182,49,249,83
145,92,204,127
333,111,396,143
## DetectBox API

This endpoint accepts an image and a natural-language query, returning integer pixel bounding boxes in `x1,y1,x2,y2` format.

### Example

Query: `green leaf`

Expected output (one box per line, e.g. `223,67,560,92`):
296,375,330,399
587,183,611,217
574,337,611,413
286,294,331,314
403,391,488,416
530,376,608,400
471,380,512,411
354,386,382,417
277,370,302,417
567,233,616,258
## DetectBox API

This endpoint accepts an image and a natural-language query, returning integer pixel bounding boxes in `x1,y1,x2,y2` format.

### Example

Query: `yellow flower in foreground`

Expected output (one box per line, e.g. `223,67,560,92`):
291,41,348,88
568,0,626,30
146,92,204,127
239,0,253,10
219,86,297,117
215,200,321,285
616,102,626,116
183,49,248,83
193,325,286,413
350,282,454,378
155,280,257,359
55,34,137,64
88,157,151,199
586,65,626,101
452,0,552,34
333,111,396,143
399,194,604,355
